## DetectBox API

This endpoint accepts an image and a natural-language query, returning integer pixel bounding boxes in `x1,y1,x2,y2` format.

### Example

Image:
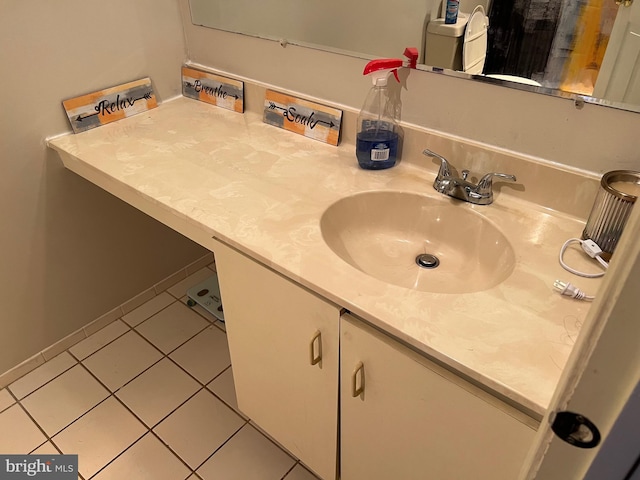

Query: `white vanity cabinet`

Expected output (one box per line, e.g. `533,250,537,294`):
340,313,537,480
211,239,339,480
212,237,537,480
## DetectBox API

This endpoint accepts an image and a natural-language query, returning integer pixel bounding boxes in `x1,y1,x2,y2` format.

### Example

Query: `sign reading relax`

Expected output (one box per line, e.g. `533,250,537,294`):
62,78,157,133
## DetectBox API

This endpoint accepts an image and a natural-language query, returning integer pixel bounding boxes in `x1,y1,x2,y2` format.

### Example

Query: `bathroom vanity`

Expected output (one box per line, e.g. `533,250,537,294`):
48,92,601,479
213,238,536,479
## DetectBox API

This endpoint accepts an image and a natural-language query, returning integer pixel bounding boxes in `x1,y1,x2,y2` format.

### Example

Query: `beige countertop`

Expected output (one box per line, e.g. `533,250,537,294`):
49,96,602,417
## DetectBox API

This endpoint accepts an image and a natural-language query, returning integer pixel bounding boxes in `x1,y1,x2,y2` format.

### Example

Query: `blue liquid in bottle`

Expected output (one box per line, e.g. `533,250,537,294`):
445,0,460,24
356,130,399,170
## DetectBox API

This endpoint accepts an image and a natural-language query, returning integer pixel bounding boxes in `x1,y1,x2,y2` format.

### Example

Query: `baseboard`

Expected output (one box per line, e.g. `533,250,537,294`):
0,252,214,388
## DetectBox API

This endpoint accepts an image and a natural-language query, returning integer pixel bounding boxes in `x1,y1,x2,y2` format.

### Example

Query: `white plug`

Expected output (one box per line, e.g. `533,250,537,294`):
554,280,594,301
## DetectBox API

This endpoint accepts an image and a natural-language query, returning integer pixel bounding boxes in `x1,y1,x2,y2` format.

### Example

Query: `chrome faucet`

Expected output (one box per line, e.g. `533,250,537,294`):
423,149,516,205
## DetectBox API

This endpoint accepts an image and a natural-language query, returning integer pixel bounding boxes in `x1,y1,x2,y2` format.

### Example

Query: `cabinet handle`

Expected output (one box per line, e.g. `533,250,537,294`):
310,330,322,365
352,361,365,397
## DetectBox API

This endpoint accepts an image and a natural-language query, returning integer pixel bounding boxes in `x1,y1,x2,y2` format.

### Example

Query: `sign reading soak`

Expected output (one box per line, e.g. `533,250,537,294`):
182,66,244,113
62,78,157,133
263,90,342,146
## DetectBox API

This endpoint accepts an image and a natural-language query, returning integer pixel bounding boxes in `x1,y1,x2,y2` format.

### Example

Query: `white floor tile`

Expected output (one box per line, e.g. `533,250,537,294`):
0,355,47,389
284,464,321,480
116,358,200,427
121,288,156,316
21,365,109,436
0,264,308,480
122,292,175,327
30,441,60,455
82,331,162,391
207,367,244,418
8,352,77,400
92,433,190,480
197,424,296,480
0,404,47,454
170,326,231,384
154,389,245,469
83,308,122,338
0,388,15,412
180,295,219,324
53,397,146,479
136,302,209,354
70,320,130,360
42,330,86,361
167,268,216,299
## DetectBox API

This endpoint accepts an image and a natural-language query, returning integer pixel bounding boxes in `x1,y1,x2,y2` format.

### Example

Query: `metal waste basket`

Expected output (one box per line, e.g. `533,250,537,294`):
582,170,640,260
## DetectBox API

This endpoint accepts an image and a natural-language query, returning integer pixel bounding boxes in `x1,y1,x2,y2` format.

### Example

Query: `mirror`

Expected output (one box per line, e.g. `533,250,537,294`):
189,0,640,113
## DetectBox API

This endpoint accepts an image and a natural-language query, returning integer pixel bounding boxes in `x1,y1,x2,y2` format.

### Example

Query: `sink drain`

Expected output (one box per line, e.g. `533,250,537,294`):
416,253,440,269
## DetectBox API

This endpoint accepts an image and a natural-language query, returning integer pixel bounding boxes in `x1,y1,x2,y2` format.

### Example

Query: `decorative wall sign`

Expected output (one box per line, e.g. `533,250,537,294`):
62,78,157,134
263,90,342,146
182,66,244,113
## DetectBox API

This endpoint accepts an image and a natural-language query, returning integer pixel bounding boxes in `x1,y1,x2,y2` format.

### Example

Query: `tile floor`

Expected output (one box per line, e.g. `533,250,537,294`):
0,265,319,480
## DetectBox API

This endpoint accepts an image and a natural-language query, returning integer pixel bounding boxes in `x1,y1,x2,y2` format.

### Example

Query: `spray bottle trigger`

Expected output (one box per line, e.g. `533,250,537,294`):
403,47,419,68
391,69,400,82
363,58,403,75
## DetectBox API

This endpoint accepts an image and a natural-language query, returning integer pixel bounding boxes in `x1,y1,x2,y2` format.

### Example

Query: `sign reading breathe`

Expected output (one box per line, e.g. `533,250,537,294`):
62,78,157,133
182,66,244,113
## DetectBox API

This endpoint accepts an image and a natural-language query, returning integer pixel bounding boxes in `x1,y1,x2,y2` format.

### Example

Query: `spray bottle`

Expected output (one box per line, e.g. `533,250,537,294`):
356,48,417,170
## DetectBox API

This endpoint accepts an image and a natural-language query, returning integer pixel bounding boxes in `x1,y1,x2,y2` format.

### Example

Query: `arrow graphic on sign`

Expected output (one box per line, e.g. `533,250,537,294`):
314,119,336,128
268,102,287,113
76,112,100,122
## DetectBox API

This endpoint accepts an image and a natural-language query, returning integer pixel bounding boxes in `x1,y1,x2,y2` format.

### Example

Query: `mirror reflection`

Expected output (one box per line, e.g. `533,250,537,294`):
189,0,640,112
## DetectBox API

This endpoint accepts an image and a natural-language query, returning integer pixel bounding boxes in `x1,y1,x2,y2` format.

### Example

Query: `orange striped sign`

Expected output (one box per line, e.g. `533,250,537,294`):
182,66,244,113
62,78,157,133
263,90,342,146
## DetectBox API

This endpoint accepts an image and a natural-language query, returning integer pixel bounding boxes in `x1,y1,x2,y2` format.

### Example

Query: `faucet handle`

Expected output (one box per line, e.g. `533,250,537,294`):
476,172,517,195
423,149,452,178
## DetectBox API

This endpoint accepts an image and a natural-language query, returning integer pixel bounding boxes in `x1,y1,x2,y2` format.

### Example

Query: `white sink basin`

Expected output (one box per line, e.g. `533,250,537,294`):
319,191,516,293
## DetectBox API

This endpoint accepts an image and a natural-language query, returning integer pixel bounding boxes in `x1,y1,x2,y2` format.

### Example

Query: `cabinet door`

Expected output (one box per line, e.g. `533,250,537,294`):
212,240,339,480
341,313,536,480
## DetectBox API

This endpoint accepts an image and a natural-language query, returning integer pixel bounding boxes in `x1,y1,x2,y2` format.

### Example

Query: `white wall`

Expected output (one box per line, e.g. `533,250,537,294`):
0,0,206,373
179,0,640,175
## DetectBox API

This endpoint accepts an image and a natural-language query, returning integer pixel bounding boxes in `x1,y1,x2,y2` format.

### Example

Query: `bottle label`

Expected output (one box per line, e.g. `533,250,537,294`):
371,143,390,161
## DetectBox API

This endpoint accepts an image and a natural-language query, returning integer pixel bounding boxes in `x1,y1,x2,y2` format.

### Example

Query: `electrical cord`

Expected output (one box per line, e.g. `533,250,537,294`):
555,238,608,301
559,238,609,278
